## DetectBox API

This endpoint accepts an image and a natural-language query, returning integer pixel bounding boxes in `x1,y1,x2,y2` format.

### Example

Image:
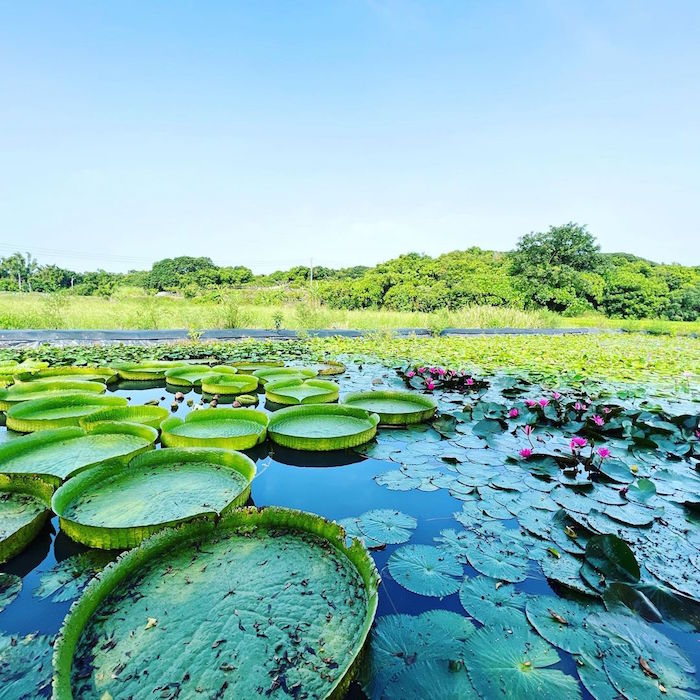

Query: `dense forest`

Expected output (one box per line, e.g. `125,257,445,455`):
2,224,698,320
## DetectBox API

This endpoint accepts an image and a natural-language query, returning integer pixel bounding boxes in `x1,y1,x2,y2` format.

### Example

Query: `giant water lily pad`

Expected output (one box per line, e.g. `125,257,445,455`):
5,394,128,432
388,544,462,597
34,550,115,603
160,408,268,450
79,404,170,430
0,380,107,411
53,507,379,699
265,378,340,405
200,372,259,395
253,366,317,385
14,366,118,384
0,423,157,488
341,390,437,426
164,364,236,387
268,404,380,451
0,632,53,699
0,481,52,563
112,360,190,381
465,627,582,699
230,360,284,374
52,447,256,549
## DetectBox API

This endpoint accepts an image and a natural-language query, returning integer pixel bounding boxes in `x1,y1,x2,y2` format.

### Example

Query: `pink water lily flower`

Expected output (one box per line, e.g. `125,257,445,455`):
552,391,561,400
603,407,612,414
436,367,446,376
525,399,537,408
597,447,610,459
406,370,415,378
574,402,585,412
695,429,700,439
570,436,588,451
519,448,532,459
538,398,549,407
425,380,435,391
466,377,475,386
523,425,533,436
592,415,604,427
417,367,425,373
508,408,519,418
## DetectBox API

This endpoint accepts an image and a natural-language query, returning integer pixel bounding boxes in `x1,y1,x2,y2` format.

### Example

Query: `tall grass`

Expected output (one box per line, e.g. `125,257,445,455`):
0,292,697,334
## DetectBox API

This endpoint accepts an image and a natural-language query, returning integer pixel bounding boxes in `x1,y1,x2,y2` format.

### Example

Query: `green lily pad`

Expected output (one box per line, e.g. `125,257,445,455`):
343,509,417,546
540,550,596,596
383,659,476,699
52,447,256,549
164,364,235,387
53,507,379,700
341,391,437,426
465,627,582,699
265,378,340,405
160,408,268,450
525,595,601,655
34,550,115,603
388,544,462,597
0,481,52,563
230,360,285,374
458,575,528,628
268,404,380,451
253,367,317,385
0,633,53,699
13,365,118,384
0,572,21,611
0,423,157,488
200,372,259,395
112,360,190,381
0,380,106,411
581,534,640,591
78,404,170,430
5,394,129,432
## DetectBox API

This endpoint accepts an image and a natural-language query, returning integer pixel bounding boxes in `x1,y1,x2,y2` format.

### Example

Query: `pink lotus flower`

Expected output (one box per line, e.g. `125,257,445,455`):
570,436,588,451
574,402,585,412
592,415,604,427
538,398,549,407
466,377,474,386
425,380,435,391
552,391,561,400
519,448,532,459
436,367,446,376
508,408,519,418
695,429,700,439
417,367,425,373
406,370,415,378
525,399,537,408
597,447,610,459
603,407,612,414
523,425,533,436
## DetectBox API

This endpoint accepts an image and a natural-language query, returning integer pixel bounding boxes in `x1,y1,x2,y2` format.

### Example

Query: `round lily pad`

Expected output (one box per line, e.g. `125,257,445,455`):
265,378,340,405
0,423,157,489
52,447,256,549
34,550,115,603
79,405,170,430
268,405,380,451
0,480,52,563
200,372,259,395
0,380,106,411
5,394,128,433
388,544,462,597
0,632,53,699
0,572,21,611
160,408,268,450
342,391,437,426
459,575,528,628
112,360,190,381
164,364,238,387
230,360,284,374
53,507,379,699
253,367,317,385
315,360,346,376
13,366,118,384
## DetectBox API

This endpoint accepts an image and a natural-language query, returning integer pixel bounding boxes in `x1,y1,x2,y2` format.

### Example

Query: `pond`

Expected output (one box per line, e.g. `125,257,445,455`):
0,356,698,699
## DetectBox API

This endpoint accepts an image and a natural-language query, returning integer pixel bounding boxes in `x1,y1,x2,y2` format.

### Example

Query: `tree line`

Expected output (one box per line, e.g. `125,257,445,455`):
1,224,698,320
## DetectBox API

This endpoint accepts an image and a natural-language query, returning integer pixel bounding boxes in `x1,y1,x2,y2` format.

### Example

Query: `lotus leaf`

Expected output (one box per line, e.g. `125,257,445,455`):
52,447,256,549
53,507,379,700
230,360,284,374
5,394,129,432
13,366,118,384
163,364,235,387
0,480,52,563
200,372,258,395
341,390,437,426
78,404,170,430
253,366,317,384
265,378,340,405
160,407,268,450
268,405,380,451
112,360,190,381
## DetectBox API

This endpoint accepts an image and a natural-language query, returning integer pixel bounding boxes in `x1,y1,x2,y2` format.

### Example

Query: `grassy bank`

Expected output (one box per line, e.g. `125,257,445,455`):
0,292,698,335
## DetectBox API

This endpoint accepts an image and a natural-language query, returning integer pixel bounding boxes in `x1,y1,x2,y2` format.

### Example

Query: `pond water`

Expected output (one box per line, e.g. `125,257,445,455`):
0,358,698,699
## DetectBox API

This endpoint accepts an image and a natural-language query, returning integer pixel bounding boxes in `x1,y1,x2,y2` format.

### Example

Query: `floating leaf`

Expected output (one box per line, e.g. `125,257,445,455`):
388,545,462,597
0,632,53,699
34,550,115,603
459,575,528,628
383,659,476,699
355,509,417,545
581,534,640,592
0,572,21,611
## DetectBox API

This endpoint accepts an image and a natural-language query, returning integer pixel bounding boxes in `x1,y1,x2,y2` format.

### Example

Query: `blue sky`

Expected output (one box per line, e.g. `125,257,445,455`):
1,1,698,272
